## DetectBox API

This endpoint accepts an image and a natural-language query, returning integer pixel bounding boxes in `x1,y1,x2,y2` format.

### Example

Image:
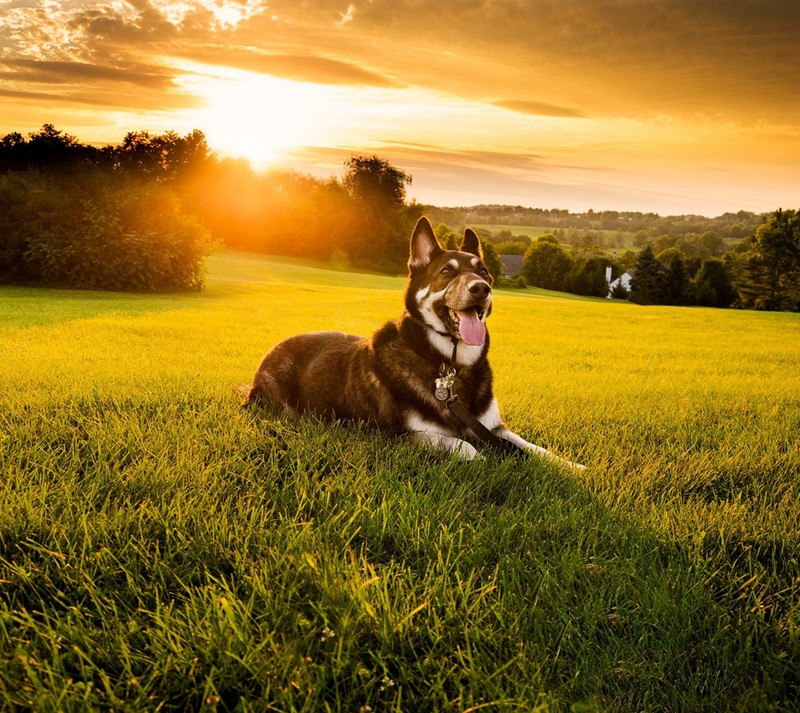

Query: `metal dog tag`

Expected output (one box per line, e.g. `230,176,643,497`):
435,370,456,401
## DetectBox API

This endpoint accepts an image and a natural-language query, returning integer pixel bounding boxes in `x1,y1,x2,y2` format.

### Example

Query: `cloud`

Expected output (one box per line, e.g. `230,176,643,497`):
0,87,120,107
251,0,800,122
181,47,400,88
4,0,799,123
493,100,588,119
337,4,357,26
1,59,174,88
281,141,559,189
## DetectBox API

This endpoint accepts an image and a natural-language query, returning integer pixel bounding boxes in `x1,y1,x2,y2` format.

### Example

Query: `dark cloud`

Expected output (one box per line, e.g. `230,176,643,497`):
2,59,175,88
0,87,125,107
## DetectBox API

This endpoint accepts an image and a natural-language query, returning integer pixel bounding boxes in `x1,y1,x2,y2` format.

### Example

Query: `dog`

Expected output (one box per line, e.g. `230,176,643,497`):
246,216,584,470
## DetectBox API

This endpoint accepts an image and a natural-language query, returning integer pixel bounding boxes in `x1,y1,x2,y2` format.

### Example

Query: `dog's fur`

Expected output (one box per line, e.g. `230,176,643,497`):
247,217,583,469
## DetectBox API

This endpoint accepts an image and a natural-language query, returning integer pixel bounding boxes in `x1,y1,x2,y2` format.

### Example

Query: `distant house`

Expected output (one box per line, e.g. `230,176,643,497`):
606,266,633,298
500,254,524,277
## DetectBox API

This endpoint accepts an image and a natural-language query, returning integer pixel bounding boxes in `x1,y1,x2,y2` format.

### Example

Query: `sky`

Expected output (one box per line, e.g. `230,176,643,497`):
1,0,799,216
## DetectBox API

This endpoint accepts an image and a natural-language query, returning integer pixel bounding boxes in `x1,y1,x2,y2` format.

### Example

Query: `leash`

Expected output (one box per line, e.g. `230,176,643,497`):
435,338,524,457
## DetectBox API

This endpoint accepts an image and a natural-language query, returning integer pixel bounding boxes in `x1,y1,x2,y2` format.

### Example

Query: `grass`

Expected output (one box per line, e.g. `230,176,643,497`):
1,250,799,711
472,224,633,248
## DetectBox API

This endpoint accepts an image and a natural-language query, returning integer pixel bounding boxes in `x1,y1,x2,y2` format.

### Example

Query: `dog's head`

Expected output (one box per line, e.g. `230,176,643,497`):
405,216,493,348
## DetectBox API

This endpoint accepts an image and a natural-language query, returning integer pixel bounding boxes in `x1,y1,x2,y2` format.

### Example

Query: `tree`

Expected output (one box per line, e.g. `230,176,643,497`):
478,238,504,283
521,235,574,291
663,252,690,305
694,258,737,308
699,230,726,257
629,245,666,305
341,155,414,271
569,255,615,297
435,223,459,250
736,209,800,311
114,130,212,182
342,155,411,208
0,124,96,172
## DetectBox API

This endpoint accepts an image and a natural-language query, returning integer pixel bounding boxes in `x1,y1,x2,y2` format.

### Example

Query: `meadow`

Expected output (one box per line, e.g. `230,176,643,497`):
472,224,632,247
1,251,798,712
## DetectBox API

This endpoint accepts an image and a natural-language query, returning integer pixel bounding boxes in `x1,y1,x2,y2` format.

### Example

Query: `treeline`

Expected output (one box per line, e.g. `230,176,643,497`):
501,213,800,310
0,125,421,290
2,125,797,309
431,204,764,241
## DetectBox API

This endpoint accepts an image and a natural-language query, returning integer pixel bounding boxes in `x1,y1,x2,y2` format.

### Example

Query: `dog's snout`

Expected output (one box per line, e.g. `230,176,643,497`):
469,280,491,299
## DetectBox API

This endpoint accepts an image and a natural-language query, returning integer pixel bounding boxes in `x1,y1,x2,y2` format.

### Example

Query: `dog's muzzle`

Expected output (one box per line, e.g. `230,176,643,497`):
444,277,492,346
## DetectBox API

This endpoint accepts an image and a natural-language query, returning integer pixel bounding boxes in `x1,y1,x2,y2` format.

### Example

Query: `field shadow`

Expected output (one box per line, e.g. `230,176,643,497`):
0,285,207,329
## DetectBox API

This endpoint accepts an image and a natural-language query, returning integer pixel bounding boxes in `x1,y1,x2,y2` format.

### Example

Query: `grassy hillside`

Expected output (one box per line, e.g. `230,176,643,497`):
1,251,798,711
472,224,633,247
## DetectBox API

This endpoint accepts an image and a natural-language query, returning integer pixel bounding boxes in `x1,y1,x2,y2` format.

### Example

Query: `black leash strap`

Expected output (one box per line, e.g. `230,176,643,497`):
437,337,525,457
446,395,524,457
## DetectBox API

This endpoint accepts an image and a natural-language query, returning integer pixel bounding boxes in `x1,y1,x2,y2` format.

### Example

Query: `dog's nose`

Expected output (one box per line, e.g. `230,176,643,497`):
469,281,491,299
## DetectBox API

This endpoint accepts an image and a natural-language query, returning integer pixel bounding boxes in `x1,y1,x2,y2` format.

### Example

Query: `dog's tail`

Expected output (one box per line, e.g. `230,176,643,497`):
234,383,259,409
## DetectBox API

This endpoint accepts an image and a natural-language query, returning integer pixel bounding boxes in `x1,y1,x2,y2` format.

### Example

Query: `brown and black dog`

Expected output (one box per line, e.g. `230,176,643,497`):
247,216,584,469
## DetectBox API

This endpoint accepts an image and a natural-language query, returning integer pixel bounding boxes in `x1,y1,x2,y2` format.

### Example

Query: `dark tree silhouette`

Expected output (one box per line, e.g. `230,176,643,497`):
694,258,737,308
736,209,800,311
340,155,416,271
629,245,666,305
343,155,411,207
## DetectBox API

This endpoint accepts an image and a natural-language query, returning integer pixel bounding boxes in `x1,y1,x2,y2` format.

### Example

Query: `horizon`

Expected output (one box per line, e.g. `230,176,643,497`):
2,1,799,217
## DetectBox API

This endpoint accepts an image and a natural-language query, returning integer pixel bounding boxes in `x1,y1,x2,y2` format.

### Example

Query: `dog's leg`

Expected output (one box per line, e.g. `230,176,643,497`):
478,399,586,471
496,429,585,471
405,412,480,459
409,430,480,460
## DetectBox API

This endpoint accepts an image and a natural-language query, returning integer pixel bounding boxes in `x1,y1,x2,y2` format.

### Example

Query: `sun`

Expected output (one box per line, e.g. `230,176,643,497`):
178,63,327,171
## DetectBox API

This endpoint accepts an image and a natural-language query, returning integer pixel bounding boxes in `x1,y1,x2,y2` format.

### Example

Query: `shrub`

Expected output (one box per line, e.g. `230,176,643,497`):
2,173,214,291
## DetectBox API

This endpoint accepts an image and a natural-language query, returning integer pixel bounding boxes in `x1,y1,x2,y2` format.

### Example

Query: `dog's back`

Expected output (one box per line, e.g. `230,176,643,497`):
249,331,368,416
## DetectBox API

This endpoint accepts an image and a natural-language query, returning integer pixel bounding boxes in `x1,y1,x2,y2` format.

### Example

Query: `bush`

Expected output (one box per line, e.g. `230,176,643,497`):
1,173,214,291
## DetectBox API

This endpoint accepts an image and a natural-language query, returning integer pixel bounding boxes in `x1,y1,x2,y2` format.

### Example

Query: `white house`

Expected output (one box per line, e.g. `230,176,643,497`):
605,266,633,298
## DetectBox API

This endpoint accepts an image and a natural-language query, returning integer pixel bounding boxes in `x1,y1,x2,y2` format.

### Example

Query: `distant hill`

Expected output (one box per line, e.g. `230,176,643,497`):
424,204,762,240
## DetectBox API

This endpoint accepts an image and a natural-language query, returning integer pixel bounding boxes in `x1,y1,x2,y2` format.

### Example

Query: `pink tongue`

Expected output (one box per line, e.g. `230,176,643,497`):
457,310,486,346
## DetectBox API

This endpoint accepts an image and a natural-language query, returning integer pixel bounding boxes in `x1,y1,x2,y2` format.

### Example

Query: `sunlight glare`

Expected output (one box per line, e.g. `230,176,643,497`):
176,64,329,171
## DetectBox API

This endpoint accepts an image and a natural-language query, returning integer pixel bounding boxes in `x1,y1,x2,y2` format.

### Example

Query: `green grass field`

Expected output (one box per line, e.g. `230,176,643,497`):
472,224,633,247
1,251,799,711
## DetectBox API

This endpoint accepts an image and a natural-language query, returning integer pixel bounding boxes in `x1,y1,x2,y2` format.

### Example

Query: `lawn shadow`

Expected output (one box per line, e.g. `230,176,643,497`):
0,285,207,329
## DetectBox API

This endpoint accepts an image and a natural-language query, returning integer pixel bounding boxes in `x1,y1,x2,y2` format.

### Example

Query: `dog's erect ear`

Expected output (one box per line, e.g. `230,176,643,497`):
409,217,442,270
460,228,483,258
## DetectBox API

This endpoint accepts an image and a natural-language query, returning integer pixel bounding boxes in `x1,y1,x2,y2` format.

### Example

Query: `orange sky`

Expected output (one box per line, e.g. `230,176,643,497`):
1,0,799,215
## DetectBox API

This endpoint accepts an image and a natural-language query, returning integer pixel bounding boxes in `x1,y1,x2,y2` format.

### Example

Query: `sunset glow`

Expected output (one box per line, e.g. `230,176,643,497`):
1,0,798,215
173,63,331,170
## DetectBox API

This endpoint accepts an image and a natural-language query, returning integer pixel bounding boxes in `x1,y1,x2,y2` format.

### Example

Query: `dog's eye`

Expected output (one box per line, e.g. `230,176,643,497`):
440,266,452,276
478,267,489,278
